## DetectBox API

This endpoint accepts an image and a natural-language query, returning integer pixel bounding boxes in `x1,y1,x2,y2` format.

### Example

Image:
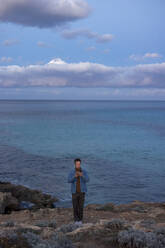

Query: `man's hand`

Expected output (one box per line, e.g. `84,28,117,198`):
75,172,79,177
75,171,83,177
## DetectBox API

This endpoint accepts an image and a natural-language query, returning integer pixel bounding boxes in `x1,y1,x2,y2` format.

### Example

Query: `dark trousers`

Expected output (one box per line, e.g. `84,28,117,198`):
72,192,85,221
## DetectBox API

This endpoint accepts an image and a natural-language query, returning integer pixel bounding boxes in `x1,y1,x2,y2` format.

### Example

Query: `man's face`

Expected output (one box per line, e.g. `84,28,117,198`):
75,161,81,169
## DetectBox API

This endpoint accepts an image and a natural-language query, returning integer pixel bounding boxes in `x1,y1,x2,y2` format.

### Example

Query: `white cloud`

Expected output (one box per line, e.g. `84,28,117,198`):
61,29,114,43
0,58,165,89
96,34,114,43
37,41,47,47
0,0,90,28
95,88,165,98
0,56,13,63
86,46,96,51
130,52,163,61
143,53,162,59
2,39,19,46
61,29,96,39
48,58,66,65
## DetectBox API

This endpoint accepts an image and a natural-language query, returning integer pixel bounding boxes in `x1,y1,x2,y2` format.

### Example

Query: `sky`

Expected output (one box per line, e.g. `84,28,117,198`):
0,0,165,100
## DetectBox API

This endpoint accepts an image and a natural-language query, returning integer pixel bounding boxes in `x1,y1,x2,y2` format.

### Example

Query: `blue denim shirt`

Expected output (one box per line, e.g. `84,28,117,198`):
67,168,89,193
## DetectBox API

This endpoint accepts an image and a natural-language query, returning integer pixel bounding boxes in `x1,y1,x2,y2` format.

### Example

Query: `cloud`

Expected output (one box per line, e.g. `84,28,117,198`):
37,41,50,47
0,0,90,28
96,34,114,43
61,29,114,43
130,53,163,61
48,58,66,65
143,53,162,59
86,46,96,51
95,88,165,99
2,39,19,46
61,29,97,39
0,58,165,88
0,56,13,63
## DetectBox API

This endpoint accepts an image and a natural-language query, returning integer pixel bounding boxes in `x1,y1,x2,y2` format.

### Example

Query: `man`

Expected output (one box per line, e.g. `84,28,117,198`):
67,158,89,225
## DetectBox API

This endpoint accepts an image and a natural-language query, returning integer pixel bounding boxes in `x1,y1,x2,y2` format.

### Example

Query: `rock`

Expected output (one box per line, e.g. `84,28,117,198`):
53,200,72,208
129,205,149,213
19,201,35,210
1,181,165,247
16,223,42,235
0,220,15,227
99,218,126,229
140,218,156,228
0,181,58,211
34,219,57,229
0,192,19,214
56,222,81,234
95,202,116,211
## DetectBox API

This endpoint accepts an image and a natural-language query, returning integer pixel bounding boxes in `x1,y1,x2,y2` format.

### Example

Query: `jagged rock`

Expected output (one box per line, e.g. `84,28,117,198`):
16,223,42,234
95,202,116,211
19,201,36,210
0,220,15,227
34,219,57,229
140,218,156,229
56,222,81,234
0,181,58,211
0,192,19,214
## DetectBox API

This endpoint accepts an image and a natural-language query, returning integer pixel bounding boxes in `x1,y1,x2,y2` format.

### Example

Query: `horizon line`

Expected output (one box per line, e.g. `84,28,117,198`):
0,99,165,101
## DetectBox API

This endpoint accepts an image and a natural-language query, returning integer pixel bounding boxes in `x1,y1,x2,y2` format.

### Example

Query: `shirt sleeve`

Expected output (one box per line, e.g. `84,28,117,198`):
81,170,89,182
68,171,76,183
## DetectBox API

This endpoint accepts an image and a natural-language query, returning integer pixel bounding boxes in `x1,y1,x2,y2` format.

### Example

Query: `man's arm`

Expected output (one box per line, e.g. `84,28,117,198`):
68,171,77,183
81,170,89,182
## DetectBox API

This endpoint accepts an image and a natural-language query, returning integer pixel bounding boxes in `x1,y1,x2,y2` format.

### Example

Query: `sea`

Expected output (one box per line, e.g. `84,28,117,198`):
0,100,165,207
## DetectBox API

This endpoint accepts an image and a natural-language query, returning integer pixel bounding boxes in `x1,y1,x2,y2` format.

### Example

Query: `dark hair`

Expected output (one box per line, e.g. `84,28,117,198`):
74,158,81,164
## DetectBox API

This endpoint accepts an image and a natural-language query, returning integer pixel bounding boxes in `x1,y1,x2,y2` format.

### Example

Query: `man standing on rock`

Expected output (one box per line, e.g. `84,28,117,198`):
68,158,89,225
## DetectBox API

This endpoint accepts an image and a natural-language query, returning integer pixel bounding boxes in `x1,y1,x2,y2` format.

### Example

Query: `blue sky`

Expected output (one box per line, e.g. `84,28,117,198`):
0,0,165,100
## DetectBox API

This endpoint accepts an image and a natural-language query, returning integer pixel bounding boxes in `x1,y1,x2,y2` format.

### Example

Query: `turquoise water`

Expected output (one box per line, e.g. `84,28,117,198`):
0,100,165,206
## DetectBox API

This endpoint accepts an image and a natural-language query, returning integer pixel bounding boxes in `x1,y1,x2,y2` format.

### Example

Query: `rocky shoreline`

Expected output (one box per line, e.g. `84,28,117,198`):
0,181,59,213
0,181,165,247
